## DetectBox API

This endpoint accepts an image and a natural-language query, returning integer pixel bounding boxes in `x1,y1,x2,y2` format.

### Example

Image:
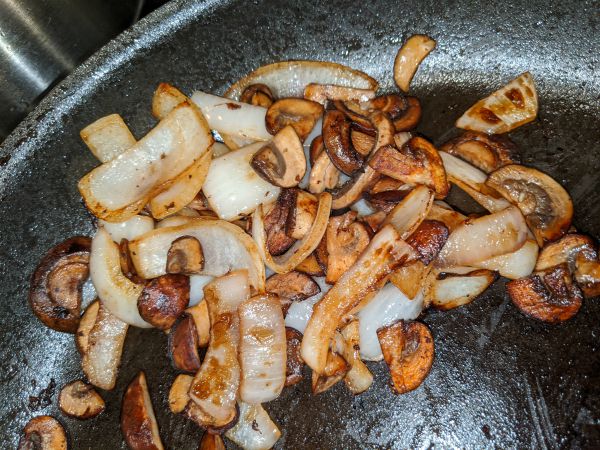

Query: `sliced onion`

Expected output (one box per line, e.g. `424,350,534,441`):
358,284,423,361
202,142,280,221
225,60,378,101
340,321,373,395
430,268,496,310
156,215,196,229
435,206,529,268
225,401,281,450
78,103,213,222
99,215,154,243
284,277,330,333
383,185,434,239
89,228,149,328
80,114,136,163
212,142,231,158
129,219,265,291
351,198,377,216
189,275,214,306
239,295,286,404
252,192,332,274
473,239,538,279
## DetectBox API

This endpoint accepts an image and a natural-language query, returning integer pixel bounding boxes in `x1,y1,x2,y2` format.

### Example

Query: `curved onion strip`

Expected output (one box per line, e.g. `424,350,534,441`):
189,275,214,306
473,239,538,279
189,271,249,425
149,150,212,219
129,219,265,291
430,268,496,310
383,185,434,239
78,103,213,222
80,114,136,163
285,277,330,333
99,216,154,243
252,193,332,274
239,295,286,404
304,84,376,105
225,60,378,101
358,284,424,361
301,224,417,374
156,215,197,229
435,206,529,268
89,228,149,328
340,321,373,395
225,401,281,450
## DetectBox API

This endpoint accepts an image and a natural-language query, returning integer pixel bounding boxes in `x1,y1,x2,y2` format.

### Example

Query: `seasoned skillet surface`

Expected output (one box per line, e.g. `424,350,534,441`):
0,0,598,448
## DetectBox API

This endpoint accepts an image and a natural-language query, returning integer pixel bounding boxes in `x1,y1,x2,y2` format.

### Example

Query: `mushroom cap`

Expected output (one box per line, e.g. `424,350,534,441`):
18,416,67,450
265,98,323,142
58,380,105,420
137,274,190,330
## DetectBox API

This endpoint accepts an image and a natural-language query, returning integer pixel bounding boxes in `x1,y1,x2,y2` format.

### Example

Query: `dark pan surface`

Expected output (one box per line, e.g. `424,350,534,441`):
1,0,599,448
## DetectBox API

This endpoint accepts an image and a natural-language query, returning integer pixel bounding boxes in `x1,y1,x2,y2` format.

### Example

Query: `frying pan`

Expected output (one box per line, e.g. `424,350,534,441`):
1,0,599,447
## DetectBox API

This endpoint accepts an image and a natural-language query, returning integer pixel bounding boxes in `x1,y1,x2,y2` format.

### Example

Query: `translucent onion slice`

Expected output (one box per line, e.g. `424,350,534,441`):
239,295,286,404
430,268,496,310
435,206,529,268
78,103,213,222
252,193,332,274
383,185,434,238
191,91,271,142
89,228,149,328
225,401,281,450
358,284,424,361
99,215,154,243
224,60,378,101
202,142,280,221
156,215,196,229
80,114,136,163
340,321,373,395
285,277,330,333
472,239,539,279
351,198,377,217
189,275,214,306
129,219,265,291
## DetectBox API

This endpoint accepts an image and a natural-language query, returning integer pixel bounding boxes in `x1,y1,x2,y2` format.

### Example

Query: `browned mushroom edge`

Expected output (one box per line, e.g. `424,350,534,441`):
167,236,205,275
76,300,100,355
168,313,202,373
199,432,227,450
322,109,365,175
137,274,190,330
294,253,326,277
406,219,449,265
18,415,68,450
285,327,305,386
168,374,193,414
263,189,297,256
266,271,320,315
240,83,274,108
364,189,411,214
311,351,349,394
286,190,318,240
58,380,105,420
265,98,323,142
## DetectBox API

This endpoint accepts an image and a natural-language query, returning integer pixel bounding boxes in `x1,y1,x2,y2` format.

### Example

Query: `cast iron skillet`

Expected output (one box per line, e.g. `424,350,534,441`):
1,0,599,448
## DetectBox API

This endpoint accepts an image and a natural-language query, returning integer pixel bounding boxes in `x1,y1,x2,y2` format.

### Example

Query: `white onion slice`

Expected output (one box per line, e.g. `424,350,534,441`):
99,216,154,243
212,142,231,158
473,239,539,279
202,142,280,221
80,114,136,163
351,198,377,217
225,401,281,450
430,268,496,310
358,284,424,361
155,215,196,229
189,275,214,306
384,185,434,238
285,277,330,333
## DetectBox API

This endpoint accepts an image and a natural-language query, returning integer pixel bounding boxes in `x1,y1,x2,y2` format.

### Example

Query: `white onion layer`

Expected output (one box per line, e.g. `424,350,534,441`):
225,401,281,450
285,277,330,333
99,216,154,243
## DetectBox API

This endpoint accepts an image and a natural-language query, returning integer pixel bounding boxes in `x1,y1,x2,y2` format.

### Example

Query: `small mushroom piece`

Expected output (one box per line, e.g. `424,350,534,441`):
199,432,226,450
574,253,600,298
168,313,202,373
393,34,436,92
263,189,297,256
294,253,325,277
30,236,91,333
186,301,210,347
240,83,274,108
137,274,190,330
392,97,422,131
506,264,583,323
369,176,406,194
534,233,596,272
168,374,193,414
311,351,349,395
18,416,67,450
266,271,320,315
308,149,341,194
119,239,143,283
377,320,434,394
486,164,573,246
389,260,431,299
76,300,100,355
363,211,387,234
251,126,307,188
331,166,380,210
285,327,305,386
406,220,449,265
322,109,365,175
121,372,164,450
351,130,376,156
58,380,105,420
286,190,318,240
166,236,204,275
304,83,376,105
364,189,411,214
265,98,324,141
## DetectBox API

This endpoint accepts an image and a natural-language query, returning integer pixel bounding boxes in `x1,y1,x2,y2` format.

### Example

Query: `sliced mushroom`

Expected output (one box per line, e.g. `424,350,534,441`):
325,211,371,284
430,268,497,310
304,83,376,105
199,432,226,450
393,34,436,92
377,320,434,394
369,176,406,194
168,374,193,414
294,253,326,277
18,416,67,450
314,232,329,275
240,83,274,108
121,372,164,450
266,271,320,314
30,236,91,333
535,233,596,272
168,313,202,373
286,190,318,240
186,301,210,347
322,109,365,175
263,189,297,255
311,351,349,394
119,238,143,283
331,165,380,209
309,134,325,165
308,149,341,194
486,164,573,246
506,264,582,323
76,300,99,355
58,380,105,420
406,220,449,265
363,211,387,233
251,125,307,188
265,98,323,141
285,327,305,386
137,274,190,330
166,236,204,275
574,253,600,298
440,131,518,173
369,110,396,151
365,189,411,213
392,97,422,131
351,130,376,156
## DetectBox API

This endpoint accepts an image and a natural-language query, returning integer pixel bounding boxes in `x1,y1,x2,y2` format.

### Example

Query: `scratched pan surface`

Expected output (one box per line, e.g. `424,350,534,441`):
1,0,599,448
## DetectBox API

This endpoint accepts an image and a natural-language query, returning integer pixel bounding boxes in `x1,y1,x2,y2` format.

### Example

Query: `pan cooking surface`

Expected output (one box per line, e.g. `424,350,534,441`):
0,0,598,448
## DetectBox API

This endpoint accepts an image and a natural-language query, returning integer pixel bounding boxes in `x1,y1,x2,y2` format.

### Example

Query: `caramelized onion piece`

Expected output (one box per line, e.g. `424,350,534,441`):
265,98,323,142
294,253,325,277
311,351,349,394
331,166,380,210
474,240,539,280
81,113,136,163
389,261,431,299
383,185,434,239
58,380,105,420
341,321,373,395
168,374,193,414
393,34,436,92
18,416,67,450
152,82,188,120
426,202,466,232
440,131,518,173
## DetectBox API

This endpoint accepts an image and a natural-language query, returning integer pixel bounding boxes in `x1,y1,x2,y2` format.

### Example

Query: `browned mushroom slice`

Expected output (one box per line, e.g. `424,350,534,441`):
308,150,341,194
377,320,434,394
351,130,376,156
486,164,573,246
137,274,190,330
121,372,164,450
58,380,105,420
265,98,323,141
506,264,582,323
266,271,320,315
186,301,210,347
365,189,411,214
325,211,371,284
363,211,388,234
168,313,202,372
394,34,436,92
251,126,307,188
311,351,349,394
331,99,374,131
534,233,597,272
294,253,326,277
29,236,91,333
322,109,365,175
406,220,449,265
168,374,193,414
240,83,274,108
263,188,297,255
18,416,67,450
440,131,518,173
309,134,325,165
393,97,422,131
286,190,318,239
369,176,405,194
76,300,99,355
199,432,226,450
430,269,497,310
304,83,376,105
185,401,239,434
331,166,380,210
119,239,143,283
314,232,329,274
574,253,600,298
167,236,204,275
285,327,305,386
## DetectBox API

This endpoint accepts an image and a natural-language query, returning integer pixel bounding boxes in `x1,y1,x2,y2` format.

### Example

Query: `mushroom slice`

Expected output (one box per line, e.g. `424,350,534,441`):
486,164,573,246
166,236,204,275
168,313,202,373
365,189,410,214
331,166,380,210
240,83,274,108
392,97,422,132
168,374,193,414
377,320,434,394
263,189,297,256
393,34,436,92
286,190,318,240
473,240,539,280
137,274,189,330
186,300,210,346
406,219,449,265
311,350,349,394
265,271,320,314
152,82,188,120
121,372,164,450
301,224,417,374
239,294,287,404
251,126,307,187
340,321,373,395
574,253,600,298
58,380,105,420
199,433,226,450
440,131,518,173
430,268,497,310
383,185,434,239
225,401,281,450
304,83,375,105
506,264,583,323
76,300,100,355
18,416,67,450
351,130,376,156
456,72,538,134
309,149,341,194
30,236,91,333
294,253,325,277
189,271,249,427
325,211,371,284
369,176,406,194
426,202,466,232
535,234,596,272
185,401,239,434
265,98,323,142
285,327,305,386
323,109,365,175
81,113,136,163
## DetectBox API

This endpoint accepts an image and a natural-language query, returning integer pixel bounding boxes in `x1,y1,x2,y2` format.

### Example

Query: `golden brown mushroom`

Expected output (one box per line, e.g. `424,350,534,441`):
168,313,202,373
311,351,349,395
137,274,190,330
285,327,305,386
18,416,67,450
322,109,365,175
440,131,518,173
265,98,323,141
266,271,320,315
294,253,326,277
240,83,274,108
405,219,449,265
58,380,105,420
286,190,318,240
166,236,204,275
263,189,297,256
168,374,193,414
76,300,99,355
